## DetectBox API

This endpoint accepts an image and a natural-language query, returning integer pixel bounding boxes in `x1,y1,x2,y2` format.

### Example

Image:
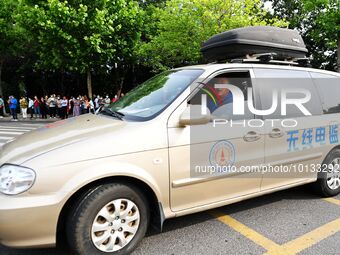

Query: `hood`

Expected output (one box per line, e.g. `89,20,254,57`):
0,114,126,165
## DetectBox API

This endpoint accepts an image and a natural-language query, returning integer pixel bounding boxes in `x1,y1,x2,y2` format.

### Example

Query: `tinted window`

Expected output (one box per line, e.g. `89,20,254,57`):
254,68,323,118
310,72,340,114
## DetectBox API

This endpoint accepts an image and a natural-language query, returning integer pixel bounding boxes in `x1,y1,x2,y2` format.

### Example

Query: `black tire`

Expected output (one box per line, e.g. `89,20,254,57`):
315,149,340,197
66,183,150,255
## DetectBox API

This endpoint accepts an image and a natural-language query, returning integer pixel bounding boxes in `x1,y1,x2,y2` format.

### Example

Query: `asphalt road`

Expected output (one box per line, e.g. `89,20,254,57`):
1,119,339,255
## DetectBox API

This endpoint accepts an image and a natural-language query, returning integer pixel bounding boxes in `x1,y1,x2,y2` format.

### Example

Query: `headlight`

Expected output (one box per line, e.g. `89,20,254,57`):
0,164,36,195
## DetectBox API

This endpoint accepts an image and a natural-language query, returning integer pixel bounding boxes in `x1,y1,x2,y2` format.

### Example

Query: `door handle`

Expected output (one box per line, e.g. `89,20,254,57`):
269,128,284,138
243,131,261,142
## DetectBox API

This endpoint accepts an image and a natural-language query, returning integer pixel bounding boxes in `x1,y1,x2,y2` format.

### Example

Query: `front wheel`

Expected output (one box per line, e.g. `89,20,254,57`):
67,183,149,255
315,149,340,197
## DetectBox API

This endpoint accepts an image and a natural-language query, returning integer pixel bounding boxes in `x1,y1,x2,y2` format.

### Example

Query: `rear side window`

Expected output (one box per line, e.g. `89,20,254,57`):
254,68,323,118
310,72,340,114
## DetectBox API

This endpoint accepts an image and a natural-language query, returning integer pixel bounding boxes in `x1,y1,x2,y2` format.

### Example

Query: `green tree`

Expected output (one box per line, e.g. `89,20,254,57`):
19,0,142,98
0,0,24,97
270,0,339,71
138,0,288,71
303,0,339,72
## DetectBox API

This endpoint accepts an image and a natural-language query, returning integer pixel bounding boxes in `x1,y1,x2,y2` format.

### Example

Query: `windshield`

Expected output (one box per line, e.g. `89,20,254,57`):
106,69,204,121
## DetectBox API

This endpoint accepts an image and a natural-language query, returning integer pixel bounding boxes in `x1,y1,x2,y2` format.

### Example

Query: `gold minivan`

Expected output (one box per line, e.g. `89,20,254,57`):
0,63,340,255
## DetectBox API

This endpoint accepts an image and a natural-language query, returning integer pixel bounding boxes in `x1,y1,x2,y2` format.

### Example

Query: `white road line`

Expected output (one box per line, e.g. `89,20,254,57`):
21,123,45,127
0,124,43,148
0,128,32,132
0,136,15,140
0,128,30,132
0,131,25,135
0,126,36,130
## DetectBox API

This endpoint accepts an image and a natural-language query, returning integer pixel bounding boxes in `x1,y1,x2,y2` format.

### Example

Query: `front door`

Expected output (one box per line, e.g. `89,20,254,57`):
168,69,264,212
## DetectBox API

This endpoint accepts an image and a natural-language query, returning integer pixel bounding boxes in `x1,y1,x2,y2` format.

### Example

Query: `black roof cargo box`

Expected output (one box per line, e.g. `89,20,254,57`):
201,26,308,62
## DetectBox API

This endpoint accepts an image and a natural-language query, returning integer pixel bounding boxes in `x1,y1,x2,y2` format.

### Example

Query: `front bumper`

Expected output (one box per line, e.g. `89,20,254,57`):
0,193,64,248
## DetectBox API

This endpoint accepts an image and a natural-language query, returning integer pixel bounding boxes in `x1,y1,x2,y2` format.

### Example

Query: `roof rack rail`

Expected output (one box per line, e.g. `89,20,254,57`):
228,52,311,67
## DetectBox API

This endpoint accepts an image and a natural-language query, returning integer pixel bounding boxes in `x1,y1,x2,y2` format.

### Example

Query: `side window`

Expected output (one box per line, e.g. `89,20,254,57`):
310,72,340,114
189,71,254,120
253,68,323,119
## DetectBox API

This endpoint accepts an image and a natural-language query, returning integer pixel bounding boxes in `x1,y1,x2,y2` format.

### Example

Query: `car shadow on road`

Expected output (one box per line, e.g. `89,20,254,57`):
0,245,67,255
0,185,324,255
156,184,320,234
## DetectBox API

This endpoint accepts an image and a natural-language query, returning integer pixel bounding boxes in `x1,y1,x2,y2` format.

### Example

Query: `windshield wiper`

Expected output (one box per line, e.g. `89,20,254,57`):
101,108,125,120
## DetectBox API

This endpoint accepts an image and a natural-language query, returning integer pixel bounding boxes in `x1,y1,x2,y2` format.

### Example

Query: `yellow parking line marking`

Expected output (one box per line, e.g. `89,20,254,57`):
210,211,294,255
323,197,340,206
271,218,340,254
212,210,340,255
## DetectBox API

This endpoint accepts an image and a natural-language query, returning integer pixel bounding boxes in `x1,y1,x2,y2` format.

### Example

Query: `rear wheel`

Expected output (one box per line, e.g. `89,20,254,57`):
315,149,340,197
67,183,149,255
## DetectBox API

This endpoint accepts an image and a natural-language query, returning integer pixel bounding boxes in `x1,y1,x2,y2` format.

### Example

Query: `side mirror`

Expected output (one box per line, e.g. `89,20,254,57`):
179,105,211,126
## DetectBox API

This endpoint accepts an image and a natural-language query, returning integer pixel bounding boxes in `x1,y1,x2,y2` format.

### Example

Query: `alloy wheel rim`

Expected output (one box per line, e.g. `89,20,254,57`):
91,198,140,252
326,158,340,190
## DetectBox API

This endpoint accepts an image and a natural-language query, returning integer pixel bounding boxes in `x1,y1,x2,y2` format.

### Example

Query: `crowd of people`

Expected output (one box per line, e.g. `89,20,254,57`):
0,94,122,121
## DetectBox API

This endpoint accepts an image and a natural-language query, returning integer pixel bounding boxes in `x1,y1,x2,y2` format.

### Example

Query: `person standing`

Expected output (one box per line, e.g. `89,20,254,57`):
69,97,74,117
9,96,18,121
94,95,100,111
56,96,62,118
7,96,11,109
19,96,28,119
104,95,111,108
44,96,49,117
73,97,81,117
28,97,34,119
83,95,91,114
61,96,68,119
112,95,118,103
40,97,48,119
48,95,56,118
33,96,41,118
99,96,104,108
89,98,95,114
0,95,4,118
79,96,85,115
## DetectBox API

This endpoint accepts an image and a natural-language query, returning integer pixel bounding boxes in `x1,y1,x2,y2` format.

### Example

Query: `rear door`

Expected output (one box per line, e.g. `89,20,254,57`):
253,68,325,190
310,71,340,176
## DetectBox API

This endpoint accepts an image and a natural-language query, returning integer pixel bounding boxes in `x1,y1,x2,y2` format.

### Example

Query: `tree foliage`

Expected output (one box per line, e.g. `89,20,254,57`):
138,0,288,71
0,0,26,96
6,0,328,98
270,0,339,71
18,0,142,97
